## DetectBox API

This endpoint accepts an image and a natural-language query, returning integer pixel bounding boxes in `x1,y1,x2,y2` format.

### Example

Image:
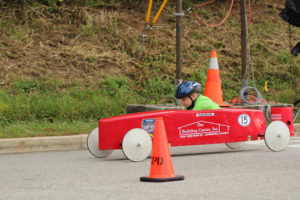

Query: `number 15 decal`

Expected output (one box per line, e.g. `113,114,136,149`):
238,114,251,127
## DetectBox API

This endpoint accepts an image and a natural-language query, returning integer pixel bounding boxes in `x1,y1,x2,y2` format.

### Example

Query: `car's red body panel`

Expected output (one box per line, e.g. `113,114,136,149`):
98,109,266,150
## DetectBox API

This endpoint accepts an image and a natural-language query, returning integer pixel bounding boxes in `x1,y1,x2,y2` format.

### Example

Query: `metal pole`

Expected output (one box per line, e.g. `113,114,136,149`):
175,0,183,87
174,0,184,105
240,0,248,88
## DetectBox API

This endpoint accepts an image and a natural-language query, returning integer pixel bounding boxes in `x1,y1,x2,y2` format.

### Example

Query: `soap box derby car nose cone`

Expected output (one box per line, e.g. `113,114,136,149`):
87,108,291,162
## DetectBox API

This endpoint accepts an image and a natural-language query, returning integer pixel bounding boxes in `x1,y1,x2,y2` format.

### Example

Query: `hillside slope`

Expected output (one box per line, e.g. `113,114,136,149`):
0,1,299,101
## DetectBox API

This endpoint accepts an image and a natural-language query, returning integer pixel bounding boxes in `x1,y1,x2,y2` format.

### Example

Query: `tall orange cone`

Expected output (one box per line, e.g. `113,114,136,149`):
204,51,231,107
140,117,184,182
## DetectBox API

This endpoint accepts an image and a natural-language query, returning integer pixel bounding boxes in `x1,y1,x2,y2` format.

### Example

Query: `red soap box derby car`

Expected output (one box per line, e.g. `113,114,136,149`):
87,108,293,162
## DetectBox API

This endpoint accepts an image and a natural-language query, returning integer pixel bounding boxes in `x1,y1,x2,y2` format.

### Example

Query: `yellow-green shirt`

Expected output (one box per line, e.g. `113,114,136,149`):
185,95,220,110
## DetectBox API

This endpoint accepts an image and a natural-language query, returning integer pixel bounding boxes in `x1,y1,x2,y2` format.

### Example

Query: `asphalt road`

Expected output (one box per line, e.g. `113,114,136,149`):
1,138,300,200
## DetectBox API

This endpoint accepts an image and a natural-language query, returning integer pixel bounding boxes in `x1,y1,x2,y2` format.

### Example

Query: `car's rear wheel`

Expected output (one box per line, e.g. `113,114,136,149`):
87,127,113,158
225,142,242,149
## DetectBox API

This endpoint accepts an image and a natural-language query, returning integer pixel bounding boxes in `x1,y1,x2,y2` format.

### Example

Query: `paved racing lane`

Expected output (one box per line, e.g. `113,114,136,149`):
1,137,300,200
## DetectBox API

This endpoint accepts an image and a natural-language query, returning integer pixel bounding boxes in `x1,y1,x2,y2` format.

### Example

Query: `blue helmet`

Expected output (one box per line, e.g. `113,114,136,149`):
175,81,201,98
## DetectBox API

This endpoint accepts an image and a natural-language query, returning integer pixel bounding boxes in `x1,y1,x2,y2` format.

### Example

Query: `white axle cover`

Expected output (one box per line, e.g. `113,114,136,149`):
264,121,290,152
122,128,152,162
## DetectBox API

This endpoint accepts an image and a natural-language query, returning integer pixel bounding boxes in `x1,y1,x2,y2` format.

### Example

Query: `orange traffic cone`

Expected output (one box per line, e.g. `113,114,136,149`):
140,117,184,182
204,51,231,107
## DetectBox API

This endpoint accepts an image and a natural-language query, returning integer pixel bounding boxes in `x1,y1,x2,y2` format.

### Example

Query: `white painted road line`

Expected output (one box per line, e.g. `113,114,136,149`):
245,140,264,145
245,137,300,148
288,144,300,148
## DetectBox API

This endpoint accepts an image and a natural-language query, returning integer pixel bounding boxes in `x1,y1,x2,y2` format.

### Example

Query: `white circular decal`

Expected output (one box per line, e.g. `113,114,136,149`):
238,114,251,127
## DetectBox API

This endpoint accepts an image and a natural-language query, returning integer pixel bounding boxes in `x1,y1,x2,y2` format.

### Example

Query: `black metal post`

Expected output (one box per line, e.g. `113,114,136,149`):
240,0,248,88
176,0,183,86
175,0,183,105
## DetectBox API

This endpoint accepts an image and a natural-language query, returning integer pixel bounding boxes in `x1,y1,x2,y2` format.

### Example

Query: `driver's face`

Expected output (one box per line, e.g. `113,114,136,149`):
181,96,192,108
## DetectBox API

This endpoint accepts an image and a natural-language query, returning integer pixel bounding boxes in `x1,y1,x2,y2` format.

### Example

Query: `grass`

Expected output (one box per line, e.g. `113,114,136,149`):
0,77,139,125
0,76,176,138
0,120,97,138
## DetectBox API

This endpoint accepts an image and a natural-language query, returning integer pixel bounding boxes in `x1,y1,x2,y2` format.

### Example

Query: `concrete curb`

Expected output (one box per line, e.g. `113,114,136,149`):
0,134,87,154
0,125,299,155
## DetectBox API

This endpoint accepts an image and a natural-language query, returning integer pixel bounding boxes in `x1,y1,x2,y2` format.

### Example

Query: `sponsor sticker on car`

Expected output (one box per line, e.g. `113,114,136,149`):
141,118,156,136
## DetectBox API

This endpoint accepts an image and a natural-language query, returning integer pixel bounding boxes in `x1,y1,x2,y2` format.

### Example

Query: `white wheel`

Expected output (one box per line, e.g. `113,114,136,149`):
87,128,113,158
225,142,242,149
264,121,290,152
122,128,152,162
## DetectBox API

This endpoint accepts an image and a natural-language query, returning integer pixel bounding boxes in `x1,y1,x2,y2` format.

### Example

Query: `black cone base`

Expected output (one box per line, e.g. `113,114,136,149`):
140,175,184,182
